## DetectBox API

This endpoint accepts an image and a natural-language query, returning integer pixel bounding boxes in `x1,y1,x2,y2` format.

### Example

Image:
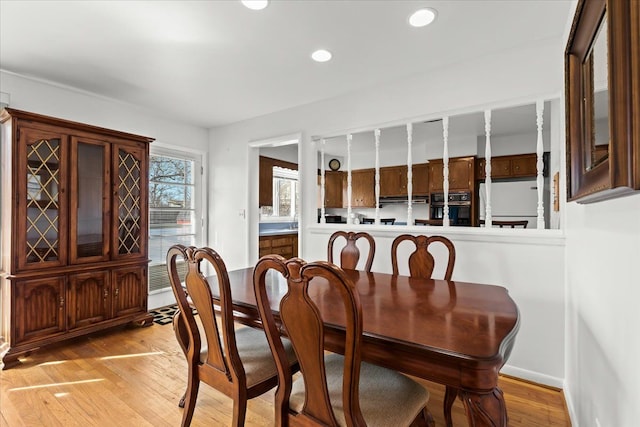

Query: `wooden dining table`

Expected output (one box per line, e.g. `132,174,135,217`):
179,266,520,427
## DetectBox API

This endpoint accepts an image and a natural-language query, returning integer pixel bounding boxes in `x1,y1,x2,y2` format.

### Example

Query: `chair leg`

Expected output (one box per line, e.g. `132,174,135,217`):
232,396,248,427
444,386,458,427
181,376,200,427
410,406,435,427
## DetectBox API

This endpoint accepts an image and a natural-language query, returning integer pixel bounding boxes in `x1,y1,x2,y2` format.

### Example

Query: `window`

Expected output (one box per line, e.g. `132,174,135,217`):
148,149,203,292
263,166,299,219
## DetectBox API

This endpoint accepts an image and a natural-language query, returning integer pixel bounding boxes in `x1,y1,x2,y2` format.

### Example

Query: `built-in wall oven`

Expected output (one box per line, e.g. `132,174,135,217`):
430,191,471,226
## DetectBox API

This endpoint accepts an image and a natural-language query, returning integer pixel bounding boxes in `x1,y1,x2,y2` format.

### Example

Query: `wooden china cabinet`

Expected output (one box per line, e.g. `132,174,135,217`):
0,109,154,368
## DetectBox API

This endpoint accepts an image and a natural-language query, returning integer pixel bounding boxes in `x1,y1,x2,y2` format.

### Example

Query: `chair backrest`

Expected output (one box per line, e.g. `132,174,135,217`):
327,231,376,272
479,219,528,228
254,256,366,427
166,245,245,385
391,234,456,280
415,219,442,226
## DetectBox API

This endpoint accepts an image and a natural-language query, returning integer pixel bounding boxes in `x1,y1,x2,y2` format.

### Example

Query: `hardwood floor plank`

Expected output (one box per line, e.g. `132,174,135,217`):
1,323,570,426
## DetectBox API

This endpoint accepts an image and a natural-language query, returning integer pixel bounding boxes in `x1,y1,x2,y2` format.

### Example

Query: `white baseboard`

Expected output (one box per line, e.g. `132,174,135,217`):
501,364,564,389
148,289,176,310
563,379,578,426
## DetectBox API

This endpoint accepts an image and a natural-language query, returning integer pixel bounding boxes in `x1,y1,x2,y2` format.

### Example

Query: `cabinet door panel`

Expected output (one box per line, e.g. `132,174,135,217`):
70,137,110,264
68,271,111,329
449,160,473,190
491,157,512,178
14,277,66,344
511,154,538,177
380,166,407,197
111,266,147,318
351,169,375,207
324,171,344,208
113,144,148,260
412,164,429,196
17,127,69,271
428,163,444,192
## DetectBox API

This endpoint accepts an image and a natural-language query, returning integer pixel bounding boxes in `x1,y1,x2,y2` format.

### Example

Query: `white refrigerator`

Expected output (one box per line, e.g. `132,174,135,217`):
478,180,541,229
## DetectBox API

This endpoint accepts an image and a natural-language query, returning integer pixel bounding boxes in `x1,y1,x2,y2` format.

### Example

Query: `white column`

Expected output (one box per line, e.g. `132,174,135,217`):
442,116,450,227
374,129,381,225
320,139,326,224
484,110,492,227
406,123,413,226
346,134,353,223
536,100,545,229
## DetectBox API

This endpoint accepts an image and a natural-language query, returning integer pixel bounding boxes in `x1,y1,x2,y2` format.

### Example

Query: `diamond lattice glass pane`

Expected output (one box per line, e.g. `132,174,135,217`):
118,150,141,254
26,139,60,262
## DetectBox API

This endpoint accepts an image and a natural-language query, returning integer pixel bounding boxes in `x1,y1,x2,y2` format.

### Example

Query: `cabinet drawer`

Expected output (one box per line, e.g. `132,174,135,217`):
271,236,293,247
271,246,293,257
259,239,271,249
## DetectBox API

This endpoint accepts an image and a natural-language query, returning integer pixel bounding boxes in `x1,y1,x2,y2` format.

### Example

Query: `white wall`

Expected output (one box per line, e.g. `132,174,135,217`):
208,38,567,385
564,195,640,427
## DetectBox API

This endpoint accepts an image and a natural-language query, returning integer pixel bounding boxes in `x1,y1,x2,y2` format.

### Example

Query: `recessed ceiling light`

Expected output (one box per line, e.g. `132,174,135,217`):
311,49,332,63
408,8,437,28
241,0,269,11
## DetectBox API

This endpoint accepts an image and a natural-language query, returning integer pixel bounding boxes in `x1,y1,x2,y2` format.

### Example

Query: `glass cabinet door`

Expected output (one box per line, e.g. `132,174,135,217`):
70,137,110,263
114,144,147,259
18,128,68,270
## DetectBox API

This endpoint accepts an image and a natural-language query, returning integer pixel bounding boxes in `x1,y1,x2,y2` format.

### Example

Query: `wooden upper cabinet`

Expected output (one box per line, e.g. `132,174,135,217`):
351,169,375,207
380,166,407,197
511,154,538,177
324,171,345,208
413,163,429,196
476,153,540,180
428,157,474,192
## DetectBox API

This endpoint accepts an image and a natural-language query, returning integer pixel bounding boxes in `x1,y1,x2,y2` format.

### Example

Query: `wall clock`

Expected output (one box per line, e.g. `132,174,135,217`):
328,158,340,171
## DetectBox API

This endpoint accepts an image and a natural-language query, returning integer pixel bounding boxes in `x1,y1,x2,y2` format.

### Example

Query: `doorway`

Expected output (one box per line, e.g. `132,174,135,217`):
248,134,301,264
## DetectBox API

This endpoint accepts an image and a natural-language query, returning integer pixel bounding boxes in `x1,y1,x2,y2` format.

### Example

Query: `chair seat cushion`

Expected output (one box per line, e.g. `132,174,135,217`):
289,353,428,427
200,325,297,388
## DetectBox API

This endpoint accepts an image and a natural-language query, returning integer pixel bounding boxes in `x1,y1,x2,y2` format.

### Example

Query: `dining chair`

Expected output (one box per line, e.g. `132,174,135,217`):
391,234,456,280
253,255,435,427
390,234,458,426
166,245,298,427
479,219,528,228
328,230,376,272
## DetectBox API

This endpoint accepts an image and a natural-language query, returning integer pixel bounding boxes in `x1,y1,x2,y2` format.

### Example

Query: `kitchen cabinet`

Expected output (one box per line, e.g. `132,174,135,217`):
350,169,375,207
413,163,429,196
0,108,154,368
379,163,429,197
429,157,475,192
324,171,345,208
476,153,542,180
259,233,298,258
379,166,407,197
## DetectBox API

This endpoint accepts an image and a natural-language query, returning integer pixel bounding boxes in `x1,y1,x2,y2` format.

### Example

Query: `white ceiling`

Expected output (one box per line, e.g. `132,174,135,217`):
0,0,573,129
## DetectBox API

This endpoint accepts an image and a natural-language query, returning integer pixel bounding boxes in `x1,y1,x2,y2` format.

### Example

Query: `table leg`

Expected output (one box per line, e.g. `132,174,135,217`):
459,387,507,427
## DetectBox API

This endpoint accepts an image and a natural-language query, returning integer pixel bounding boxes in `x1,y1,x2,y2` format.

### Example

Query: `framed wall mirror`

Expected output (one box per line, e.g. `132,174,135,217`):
565,0,640,203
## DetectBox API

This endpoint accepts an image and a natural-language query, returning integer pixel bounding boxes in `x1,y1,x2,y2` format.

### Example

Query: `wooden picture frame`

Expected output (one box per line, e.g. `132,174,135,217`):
565,0,640,203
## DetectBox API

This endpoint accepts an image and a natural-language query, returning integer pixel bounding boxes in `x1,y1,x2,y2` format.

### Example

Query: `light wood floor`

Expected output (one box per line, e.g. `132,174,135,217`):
0,323,570,426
